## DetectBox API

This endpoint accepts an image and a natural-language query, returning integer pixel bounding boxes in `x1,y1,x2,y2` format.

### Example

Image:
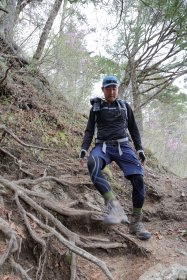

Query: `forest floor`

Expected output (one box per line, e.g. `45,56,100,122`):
0,113,186,280
0,41,186,280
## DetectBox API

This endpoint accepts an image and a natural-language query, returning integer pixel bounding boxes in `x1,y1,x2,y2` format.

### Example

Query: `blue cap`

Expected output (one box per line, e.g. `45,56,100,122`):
102,75,119,88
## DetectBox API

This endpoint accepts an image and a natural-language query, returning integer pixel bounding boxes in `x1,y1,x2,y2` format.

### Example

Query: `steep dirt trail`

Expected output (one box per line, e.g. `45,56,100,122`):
66,162,187,280
0,46,186,279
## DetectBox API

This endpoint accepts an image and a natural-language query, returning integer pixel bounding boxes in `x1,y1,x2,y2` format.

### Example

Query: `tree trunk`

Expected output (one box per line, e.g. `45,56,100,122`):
59,0,68,36
33,0,63,61
0,0,16,44
131,76,143,135
16,0,32,22
120,8,144,135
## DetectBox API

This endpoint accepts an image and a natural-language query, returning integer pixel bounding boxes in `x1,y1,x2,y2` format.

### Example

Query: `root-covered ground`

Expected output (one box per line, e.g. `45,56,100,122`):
0,43,186,280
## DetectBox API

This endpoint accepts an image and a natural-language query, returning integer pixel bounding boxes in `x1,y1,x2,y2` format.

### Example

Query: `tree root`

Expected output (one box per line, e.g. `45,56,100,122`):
27,212,114,280
43,199,102,218
10,257,32,280
0,147,35,178
0,217,18,266
0,175,114,280
0,125,50,150
0,168,152,280
113,228,151,256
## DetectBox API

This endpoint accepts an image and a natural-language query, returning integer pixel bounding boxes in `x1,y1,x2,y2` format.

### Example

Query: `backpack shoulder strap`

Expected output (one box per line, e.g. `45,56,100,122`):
90,97,103,112
117,99,128,120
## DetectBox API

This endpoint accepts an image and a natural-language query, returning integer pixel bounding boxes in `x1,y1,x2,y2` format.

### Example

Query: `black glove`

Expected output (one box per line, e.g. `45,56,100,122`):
79,149,87,159
137,150,146,163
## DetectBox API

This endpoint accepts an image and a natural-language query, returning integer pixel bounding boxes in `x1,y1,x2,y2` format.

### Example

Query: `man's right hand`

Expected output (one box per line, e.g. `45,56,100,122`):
79,149,87,166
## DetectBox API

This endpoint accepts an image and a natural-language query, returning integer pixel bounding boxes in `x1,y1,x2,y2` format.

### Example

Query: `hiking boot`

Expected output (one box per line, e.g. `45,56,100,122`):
103,199,129,225
129,213,151,240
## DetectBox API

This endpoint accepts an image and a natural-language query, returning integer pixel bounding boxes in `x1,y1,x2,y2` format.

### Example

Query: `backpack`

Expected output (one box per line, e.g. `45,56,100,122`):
90,97,128,120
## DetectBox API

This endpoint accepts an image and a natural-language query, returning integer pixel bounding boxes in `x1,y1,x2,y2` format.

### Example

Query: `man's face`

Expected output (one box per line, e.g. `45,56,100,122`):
102,85,118,103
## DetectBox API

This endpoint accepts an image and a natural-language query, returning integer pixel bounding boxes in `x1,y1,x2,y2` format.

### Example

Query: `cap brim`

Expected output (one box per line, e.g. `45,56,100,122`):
103,83,118,88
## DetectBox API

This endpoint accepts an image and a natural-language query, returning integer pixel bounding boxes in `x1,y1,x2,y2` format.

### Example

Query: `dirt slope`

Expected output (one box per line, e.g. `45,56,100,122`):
0,43,186,280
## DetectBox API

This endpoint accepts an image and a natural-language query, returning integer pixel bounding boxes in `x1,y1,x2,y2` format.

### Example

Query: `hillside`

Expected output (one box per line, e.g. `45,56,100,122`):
0,41,187,280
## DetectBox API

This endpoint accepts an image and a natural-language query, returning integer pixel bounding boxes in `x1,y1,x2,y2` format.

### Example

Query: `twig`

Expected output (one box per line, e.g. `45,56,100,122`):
0,7,8,13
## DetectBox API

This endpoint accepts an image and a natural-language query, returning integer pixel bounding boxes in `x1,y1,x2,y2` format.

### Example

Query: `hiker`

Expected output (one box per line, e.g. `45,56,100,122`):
79,75,151,240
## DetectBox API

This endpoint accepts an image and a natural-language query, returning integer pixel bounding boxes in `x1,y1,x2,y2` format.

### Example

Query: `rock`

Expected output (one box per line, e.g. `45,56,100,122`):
138,263,187,280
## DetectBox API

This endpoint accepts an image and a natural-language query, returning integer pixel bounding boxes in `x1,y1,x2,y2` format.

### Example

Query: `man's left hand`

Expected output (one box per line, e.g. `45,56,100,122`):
137,150,146,165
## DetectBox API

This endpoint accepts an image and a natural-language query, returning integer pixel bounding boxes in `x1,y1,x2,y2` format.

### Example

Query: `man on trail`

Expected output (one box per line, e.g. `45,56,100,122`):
79,75,151,240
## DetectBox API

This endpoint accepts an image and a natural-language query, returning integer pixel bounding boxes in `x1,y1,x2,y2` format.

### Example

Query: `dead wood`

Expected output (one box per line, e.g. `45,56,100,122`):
0,125,50,150
81,241,127,249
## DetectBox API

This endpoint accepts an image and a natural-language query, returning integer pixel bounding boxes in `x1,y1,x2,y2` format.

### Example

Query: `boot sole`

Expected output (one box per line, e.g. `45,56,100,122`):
129,231,151,240
103,217,129,225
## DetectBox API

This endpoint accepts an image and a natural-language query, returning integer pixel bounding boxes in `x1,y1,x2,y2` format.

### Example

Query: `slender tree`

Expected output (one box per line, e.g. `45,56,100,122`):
33,0,63,61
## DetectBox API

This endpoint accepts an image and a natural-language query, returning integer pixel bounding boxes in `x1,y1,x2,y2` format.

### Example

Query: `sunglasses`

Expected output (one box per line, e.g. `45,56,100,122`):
104,80,117,84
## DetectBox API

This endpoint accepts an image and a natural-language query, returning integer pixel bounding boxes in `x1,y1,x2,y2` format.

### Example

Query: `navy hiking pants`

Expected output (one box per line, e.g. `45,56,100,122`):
87,143,145,209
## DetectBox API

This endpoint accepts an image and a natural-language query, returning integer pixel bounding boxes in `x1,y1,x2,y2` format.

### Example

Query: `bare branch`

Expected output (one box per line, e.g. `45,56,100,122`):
0,6,8,13
110,0,124,30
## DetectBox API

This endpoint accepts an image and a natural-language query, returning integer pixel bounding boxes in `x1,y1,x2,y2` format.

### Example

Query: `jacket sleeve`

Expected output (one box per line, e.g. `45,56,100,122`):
81,108,95,151
126,102,143,151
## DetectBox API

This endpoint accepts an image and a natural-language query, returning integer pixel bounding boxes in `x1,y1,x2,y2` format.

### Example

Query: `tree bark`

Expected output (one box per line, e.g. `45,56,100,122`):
0,0,16,44
59,0,68,36
119,8,143,134
33,0,63,61
131,66,143,134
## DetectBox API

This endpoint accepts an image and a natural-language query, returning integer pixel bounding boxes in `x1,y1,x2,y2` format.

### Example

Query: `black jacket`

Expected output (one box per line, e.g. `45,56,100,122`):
81,99,143,151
